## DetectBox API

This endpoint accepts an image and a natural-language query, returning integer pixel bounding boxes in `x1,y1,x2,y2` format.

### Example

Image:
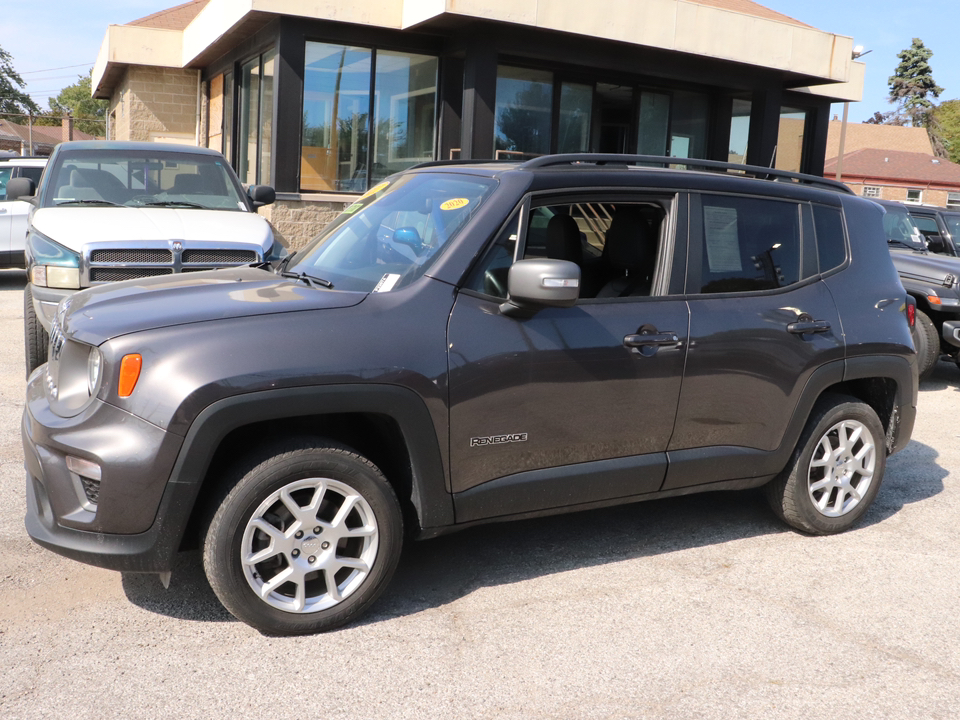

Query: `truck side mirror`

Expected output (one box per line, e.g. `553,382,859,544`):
6,176,35,201
247,184,275,208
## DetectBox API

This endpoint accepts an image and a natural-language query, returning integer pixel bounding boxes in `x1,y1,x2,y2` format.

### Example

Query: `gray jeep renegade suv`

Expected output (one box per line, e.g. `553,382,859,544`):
23,155,917,635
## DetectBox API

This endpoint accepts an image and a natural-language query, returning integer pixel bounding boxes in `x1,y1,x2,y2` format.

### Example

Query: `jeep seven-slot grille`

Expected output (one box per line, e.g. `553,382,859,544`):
182,249,257,264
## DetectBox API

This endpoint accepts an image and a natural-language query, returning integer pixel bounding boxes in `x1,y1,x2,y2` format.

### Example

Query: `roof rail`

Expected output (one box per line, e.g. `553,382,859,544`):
518,154,853,194
410,158,522,169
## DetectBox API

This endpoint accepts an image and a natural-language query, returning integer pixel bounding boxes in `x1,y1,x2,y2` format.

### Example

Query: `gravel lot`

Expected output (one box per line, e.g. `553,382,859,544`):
1,267,958,719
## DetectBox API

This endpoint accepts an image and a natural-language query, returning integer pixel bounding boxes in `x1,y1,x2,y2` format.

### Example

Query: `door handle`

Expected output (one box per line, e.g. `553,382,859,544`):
623,332,680,348
787,318,831,335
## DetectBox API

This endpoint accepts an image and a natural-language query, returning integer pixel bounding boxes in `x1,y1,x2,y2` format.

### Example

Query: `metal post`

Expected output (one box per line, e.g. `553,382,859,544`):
836,101,849,183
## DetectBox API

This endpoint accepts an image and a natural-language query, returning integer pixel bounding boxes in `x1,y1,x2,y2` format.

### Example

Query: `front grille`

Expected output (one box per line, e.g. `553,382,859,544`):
91,249,173,263
91,267,174,282
182,249,257,264
80,477,100,506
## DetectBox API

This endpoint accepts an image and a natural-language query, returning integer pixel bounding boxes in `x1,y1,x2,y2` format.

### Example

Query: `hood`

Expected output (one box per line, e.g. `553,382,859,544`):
32,206,273,252
889,247,960,287
63,267,366,345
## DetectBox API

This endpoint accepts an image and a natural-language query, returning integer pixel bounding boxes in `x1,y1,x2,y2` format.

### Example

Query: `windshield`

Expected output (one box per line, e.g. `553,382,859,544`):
943,213,960,239
882,206,926,249
287,173,496,292
41,149,248,211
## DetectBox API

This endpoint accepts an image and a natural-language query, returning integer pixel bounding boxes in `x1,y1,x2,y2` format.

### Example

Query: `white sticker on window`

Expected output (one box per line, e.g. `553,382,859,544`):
373,273,401,293
703,206,742,273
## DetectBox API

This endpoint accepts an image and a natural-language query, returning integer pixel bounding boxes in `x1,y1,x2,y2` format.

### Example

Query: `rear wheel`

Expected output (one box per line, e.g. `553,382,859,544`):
203,439,403,635
766,395,886,535
912,309,939,380
24,285,48,377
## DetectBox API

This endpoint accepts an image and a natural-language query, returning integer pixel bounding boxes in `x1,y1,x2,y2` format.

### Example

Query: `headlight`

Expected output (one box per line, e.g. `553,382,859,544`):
27,230,81,289
87,347,102,396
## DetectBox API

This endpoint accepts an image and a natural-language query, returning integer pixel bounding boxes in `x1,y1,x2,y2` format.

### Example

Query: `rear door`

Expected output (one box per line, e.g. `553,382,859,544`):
664,192,844,490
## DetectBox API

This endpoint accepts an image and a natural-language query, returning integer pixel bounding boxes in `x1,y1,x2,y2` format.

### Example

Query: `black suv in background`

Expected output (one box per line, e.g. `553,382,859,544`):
907,204,960,257
23,155,917,635
877,199,960,377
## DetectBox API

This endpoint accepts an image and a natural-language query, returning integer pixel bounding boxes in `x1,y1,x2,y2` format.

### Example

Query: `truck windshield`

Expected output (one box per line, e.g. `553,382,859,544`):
882,206,926,249
286,173,496,293
943,213,960,239
41,149,248,211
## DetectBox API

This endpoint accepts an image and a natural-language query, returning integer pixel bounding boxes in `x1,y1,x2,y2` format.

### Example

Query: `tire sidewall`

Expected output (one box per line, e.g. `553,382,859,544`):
783,399,887,534
204,445,403,635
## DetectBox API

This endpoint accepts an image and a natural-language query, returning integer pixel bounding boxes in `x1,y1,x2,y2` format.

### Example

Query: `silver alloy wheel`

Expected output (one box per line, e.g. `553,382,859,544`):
240,477,379,613
807,419,876,517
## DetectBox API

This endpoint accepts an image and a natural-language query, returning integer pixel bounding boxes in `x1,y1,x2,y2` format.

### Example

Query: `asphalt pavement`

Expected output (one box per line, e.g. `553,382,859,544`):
1,267,958,719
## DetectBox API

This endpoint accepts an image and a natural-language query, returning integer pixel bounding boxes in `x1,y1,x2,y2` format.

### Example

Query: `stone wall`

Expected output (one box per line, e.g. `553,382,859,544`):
258,198,352,252
109,66,199,143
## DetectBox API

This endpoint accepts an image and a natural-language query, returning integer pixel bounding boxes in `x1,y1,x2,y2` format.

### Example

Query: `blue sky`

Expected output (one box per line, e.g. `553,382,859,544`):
1,0,957,123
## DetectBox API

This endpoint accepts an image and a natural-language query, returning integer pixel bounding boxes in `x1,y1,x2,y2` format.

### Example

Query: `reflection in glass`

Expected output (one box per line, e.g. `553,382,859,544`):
728,98,751,164
259,49,276,186
223,71,233,162
637,91,669,156
776,106,807,172
238,57,260,185
670,91,709,160
302,42,372,192
372,52,438,184
494,66,553,159
558,83,592,153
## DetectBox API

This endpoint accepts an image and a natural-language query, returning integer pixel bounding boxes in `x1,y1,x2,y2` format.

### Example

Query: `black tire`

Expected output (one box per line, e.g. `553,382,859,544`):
765,394,886,535
24,285,48,377
202,439,403,635
913,309,939,380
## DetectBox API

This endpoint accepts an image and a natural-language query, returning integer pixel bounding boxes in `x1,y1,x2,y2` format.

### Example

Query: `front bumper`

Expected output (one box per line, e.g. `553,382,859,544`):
22,369,189,572
29,283,74,332
942,320,960,349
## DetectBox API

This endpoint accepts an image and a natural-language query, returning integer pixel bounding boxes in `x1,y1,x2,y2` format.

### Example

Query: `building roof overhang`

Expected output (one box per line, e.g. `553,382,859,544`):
93,0,864,102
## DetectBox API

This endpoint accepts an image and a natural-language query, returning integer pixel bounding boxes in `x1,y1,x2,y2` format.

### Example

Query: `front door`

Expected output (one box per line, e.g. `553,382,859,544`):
447,194,689,521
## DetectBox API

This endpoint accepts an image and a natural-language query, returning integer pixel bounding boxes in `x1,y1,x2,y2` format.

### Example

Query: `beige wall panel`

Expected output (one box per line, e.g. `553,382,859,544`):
402,0,446,27
537,0,678,52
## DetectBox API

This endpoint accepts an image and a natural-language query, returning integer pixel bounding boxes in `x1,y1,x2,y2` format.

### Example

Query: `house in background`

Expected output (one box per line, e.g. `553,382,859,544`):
0,118,96,156
91,0,866,248
822,119,960,207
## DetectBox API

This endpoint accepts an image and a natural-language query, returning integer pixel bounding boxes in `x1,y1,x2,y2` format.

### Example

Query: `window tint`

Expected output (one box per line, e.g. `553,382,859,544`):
0,167,11,200
20,167,43,184
699,195,801,293
812,205,846,273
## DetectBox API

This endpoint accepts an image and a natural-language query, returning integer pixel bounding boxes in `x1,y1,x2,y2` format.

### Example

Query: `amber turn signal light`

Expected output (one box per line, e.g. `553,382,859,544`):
118,354,142,397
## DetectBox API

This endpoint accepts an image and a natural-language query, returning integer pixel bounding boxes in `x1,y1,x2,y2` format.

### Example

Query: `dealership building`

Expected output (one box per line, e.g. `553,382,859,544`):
93,0,865,248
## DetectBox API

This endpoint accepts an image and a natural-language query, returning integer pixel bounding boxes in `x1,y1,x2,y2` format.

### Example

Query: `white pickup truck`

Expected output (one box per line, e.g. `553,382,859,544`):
7,141,279,374
0,157,46,268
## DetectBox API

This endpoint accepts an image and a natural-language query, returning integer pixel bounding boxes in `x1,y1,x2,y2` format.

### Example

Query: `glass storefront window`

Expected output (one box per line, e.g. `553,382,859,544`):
776,106,807,173
728,98,751,164
494,66,553,159
670,91,709,159
302,42,372,193
222,71,233,162
372,51,438,184
235,51,275,186
637,91,669,157
238,57,260,185
558,82,592,153
259,49,276,186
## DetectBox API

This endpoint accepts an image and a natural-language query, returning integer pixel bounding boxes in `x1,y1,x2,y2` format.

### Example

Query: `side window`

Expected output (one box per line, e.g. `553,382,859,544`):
0,167,11,201
698,195,802,293
20,167,44,185
812,205,846,273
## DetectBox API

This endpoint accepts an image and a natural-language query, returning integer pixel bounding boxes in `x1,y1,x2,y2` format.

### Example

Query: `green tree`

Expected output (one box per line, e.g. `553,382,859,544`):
0,45,41,116
888,38,945,153
934,99,960,164
47,70,108,136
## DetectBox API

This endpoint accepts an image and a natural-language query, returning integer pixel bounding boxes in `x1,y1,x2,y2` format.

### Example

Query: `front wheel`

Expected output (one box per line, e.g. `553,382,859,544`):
913,309,939,380
203,440,403,635
24,285,48,377
766,395,886,535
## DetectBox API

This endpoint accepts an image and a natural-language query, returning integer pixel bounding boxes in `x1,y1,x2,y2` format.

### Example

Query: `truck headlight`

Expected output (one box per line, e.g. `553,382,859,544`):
27,230,81,289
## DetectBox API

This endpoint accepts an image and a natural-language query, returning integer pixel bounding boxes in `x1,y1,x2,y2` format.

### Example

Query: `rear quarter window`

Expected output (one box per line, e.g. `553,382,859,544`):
812,205,847,273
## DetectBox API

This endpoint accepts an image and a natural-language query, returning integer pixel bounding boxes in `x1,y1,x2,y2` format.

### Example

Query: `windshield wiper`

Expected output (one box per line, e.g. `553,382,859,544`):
281,270,334,289
140,200,206,209
888,239,924,250
56,199,122,207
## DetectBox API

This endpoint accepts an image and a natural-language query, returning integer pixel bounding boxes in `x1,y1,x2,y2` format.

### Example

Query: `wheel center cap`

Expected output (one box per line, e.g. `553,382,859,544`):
301,536,322,554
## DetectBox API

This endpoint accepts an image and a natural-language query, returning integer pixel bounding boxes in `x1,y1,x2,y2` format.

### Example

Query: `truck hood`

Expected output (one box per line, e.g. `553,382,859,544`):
31,206,273,252
63,267,366,345
889,247,960,287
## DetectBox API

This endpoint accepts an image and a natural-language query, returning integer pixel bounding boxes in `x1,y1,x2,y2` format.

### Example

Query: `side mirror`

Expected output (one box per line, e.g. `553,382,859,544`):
500,258,581,318
247,184,275,208
6,176,35,202
393,227,424,254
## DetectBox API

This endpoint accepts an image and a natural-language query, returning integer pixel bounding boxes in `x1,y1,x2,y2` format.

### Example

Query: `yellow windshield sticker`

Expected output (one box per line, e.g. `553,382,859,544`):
440,198,470,211
343,202,363,214
361,181,390,199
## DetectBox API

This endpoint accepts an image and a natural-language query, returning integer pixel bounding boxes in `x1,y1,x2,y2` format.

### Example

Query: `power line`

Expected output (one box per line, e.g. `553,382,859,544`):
19,63,94,75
